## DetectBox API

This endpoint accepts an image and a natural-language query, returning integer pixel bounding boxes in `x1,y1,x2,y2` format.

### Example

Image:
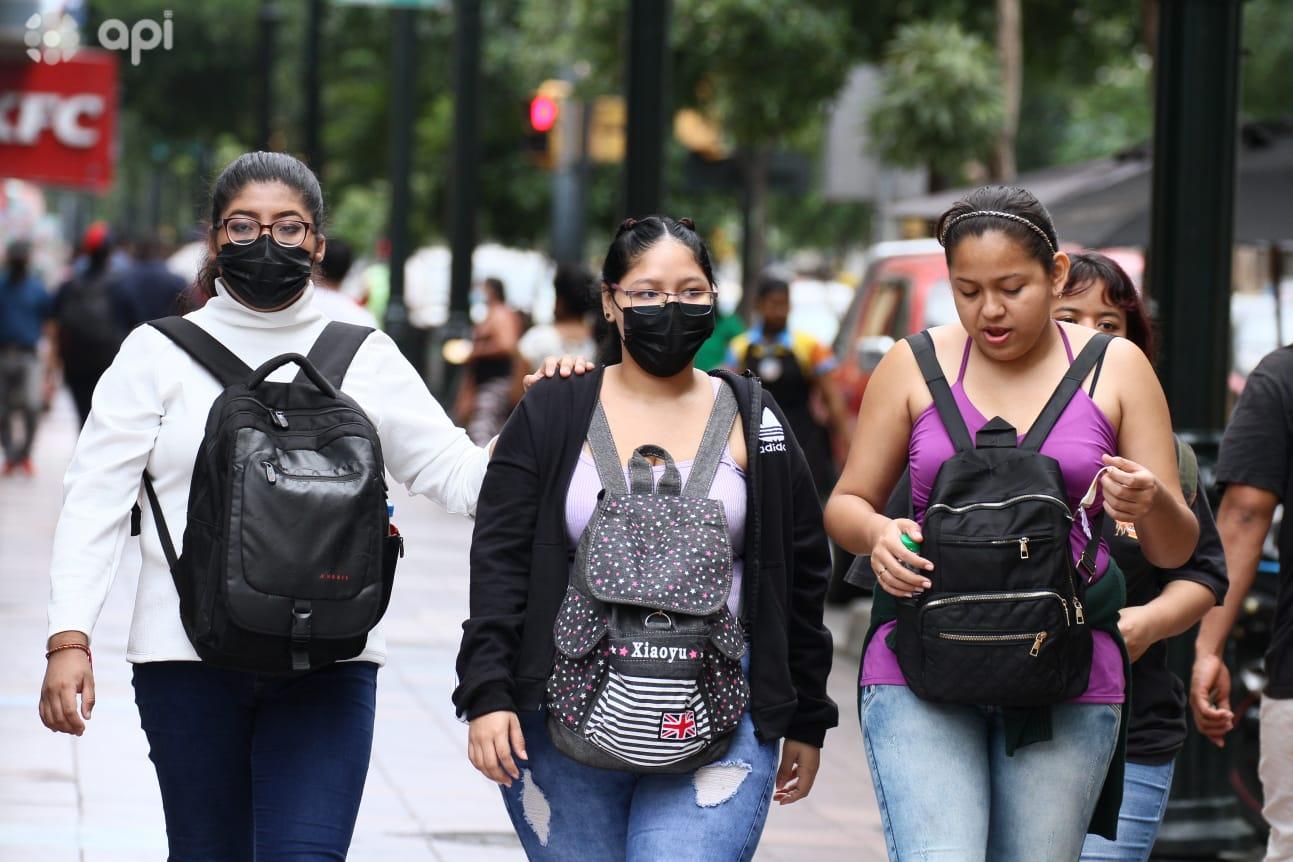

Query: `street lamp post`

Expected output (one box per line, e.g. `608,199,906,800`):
383,7,421,370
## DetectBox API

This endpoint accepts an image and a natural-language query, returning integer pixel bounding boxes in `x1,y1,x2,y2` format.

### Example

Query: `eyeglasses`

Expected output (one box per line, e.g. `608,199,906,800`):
611,285,716,316
218,217,314,248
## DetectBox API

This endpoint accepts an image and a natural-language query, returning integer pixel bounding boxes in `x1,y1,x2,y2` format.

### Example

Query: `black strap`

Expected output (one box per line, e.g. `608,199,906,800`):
147,317,252,387
141,473,179,572
294,321,374,389
1087,348,1108,397
906,331,973,453
291,600,313,672
1021,333,1114,452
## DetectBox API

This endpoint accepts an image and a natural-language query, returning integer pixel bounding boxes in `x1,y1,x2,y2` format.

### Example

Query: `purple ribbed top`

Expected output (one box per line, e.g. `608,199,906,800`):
565,379,747,615
862,326,1126,703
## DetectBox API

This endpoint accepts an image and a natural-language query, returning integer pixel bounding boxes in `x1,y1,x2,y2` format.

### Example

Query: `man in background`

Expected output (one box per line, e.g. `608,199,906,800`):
0,240,52,476
727,270,850,497
311,238,378,328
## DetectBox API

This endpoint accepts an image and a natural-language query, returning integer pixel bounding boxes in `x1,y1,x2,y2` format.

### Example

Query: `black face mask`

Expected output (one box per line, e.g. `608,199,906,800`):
216,235,313,311
621,302,716,377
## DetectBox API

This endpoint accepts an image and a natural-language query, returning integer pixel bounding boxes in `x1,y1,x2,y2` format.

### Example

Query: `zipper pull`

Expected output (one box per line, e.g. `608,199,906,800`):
263,461,277,484
1019,537,1030,559
1030,631,1047,657
271,410,289,429
1060,597,1070,627
1073,599,1086,625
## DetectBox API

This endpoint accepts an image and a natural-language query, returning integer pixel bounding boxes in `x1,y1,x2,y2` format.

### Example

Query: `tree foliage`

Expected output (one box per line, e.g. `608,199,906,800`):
867,21,1003,188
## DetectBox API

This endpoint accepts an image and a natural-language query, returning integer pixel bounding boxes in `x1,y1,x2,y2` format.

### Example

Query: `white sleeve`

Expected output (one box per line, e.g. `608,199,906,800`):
343,330,488,517
47,327,164,642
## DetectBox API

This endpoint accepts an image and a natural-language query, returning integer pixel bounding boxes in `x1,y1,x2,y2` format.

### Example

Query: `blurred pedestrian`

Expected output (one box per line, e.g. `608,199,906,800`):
37,151,500,861
51,222,133,425
826,186,1199,856
116,234,187,327
517,262,596,369
693,301,745,372
462,276,522,445
1191,296,1293,861
1053,253,1226,862
727,270,850,497
0,239,52,476
455,215,835,859
311,237,379,328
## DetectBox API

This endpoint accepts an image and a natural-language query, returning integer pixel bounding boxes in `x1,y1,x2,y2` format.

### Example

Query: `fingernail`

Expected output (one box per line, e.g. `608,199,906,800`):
922,581,932,589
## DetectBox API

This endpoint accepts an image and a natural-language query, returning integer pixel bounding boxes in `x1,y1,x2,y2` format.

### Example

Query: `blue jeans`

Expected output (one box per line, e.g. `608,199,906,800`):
1079,760,1176,861
500,708,779,861
860,683,1121,862
132,660,379,861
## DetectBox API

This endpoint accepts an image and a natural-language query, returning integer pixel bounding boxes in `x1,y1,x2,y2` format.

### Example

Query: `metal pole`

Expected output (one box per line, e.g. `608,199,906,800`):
623,0,669,217
551,74,585,264
304,0,325,178
1150,0,1254,854
1148,0,1240,435
439,0,481,398
383,8,419,367
257,0,280,151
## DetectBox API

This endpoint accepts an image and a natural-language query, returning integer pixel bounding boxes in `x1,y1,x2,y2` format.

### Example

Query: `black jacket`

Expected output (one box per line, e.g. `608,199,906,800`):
453,367,838,747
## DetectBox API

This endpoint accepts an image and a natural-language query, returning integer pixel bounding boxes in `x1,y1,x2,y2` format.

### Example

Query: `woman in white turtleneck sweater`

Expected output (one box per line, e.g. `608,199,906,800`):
37,152,500,859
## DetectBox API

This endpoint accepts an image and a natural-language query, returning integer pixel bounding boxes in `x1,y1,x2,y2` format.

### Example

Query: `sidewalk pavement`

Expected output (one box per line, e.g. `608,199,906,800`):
0,395,885,861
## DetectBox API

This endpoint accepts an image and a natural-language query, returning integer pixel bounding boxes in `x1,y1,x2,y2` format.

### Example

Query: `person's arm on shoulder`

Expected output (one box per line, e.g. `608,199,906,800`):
824,339,931,598
1103,338,1197,568
345,330,488,516
454,394,546,785
41,326,165,736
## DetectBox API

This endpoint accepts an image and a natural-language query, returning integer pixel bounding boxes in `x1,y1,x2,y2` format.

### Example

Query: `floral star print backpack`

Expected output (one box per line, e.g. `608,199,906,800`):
546,383,749,773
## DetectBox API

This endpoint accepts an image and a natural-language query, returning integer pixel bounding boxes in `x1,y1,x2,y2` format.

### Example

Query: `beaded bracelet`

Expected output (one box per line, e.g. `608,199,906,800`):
45,643,92,665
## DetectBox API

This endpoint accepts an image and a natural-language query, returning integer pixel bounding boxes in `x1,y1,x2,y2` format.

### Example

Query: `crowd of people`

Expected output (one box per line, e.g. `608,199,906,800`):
22,147,1292,862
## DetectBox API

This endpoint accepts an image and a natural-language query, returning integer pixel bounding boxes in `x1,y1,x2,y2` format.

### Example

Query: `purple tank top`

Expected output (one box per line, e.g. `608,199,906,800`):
862,326,1125,703
565,378,748,615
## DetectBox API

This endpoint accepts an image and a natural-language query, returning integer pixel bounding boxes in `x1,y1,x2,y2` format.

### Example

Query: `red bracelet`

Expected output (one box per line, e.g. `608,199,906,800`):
45,643,92,665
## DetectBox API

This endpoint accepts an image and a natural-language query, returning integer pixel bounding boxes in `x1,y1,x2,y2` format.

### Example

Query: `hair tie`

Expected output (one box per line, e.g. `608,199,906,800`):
617,217,639,236
677,217,696,231
938,210,1056,254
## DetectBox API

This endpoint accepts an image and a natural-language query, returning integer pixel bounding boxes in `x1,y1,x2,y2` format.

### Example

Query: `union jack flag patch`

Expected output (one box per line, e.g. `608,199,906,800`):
659,710,698,740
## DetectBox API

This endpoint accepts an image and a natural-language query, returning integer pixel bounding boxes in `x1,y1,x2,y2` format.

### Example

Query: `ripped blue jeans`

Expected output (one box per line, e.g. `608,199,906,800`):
500,708,778,861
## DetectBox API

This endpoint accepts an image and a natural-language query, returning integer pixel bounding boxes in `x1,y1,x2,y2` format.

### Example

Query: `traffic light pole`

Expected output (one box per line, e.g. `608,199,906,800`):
624,0,669,218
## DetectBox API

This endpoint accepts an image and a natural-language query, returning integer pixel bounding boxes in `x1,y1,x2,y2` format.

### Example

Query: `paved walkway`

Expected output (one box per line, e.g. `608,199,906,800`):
0,394,884,861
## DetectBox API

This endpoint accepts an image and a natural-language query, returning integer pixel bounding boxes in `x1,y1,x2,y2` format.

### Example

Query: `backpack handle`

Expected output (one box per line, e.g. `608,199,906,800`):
628,445,682,496
248,353,339,398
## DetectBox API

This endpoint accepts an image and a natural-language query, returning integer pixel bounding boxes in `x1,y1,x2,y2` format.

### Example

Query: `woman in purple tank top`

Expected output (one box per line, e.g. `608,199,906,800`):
825,186,1200,861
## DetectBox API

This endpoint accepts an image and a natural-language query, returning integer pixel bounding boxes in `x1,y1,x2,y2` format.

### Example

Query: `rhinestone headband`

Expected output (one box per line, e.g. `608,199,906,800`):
938,210,1056,254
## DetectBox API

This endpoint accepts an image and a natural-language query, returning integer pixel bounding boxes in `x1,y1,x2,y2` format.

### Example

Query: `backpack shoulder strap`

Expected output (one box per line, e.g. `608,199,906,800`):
1021,332,1114,452
905,331,972,453
147,317,252,387
587,402,629,495
294,321,374,389
683,382,739,498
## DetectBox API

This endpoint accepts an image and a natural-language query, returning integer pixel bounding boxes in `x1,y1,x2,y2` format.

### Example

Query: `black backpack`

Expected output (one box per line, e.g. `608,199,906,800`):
546,382,750,773
134,317,402,674
57,271,127,374
894,330,1111,707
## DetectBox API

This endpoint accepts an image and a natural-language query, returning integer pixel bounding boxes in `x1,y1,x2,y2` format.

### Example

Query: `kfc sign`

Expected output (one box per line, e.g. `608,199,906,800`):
0,50,117,192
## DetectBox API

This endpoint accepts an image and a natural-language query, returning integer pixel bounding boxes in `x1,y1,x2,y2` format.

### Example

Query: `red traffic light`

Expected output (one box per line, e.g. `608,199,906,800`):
530,95,558,133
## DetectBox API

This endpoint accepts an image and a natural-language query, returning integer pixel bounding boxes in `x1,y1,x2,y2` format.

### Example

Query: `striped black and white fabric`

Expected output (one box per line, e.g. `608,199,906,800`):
584,670,712,766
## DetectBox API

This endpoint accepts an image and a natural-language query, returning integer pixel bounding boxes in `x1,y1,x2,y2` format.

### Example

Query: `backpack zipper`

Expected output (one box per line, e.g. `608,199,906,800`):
938,630,1049,657
923,590,1070,627
926,494,1074,520
262,461,362,485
